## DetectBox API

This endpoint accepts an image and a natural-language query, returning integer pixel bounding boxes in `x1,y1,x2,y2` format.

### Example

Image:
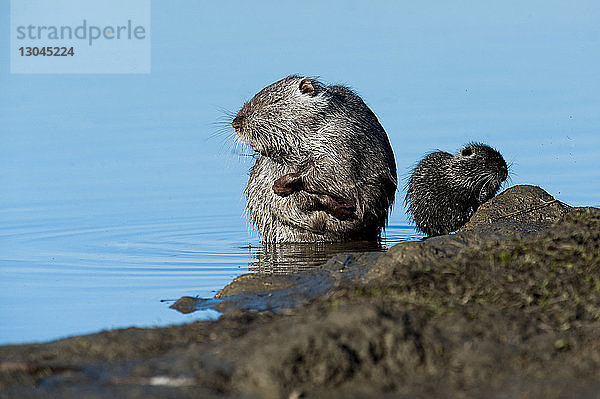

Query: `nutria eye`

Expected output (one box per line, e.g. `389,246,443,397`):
461,147,473,156
299,78,316,96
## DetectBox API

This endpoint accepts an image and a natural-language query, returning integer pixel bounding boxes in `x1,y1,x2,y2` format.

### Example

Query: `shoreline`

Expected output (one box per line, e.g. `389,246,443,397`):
2,185,599,398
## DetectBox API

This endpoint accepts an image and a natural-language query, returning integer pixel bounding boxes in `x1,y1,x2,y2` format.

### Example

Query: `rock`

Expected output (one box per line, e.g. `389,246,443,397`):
460,184,572,235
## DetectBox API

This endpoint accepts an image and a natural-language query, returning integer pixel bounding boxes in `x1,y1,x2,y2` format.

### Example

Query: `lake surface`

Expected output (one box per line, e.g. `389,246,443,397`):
1,1,599,344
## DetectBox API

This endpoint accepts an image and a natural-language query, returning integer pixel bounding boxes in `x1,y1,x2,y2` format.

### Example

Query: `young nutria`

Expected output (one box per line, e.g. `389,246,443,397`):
405,143,508,237
231,75,397,242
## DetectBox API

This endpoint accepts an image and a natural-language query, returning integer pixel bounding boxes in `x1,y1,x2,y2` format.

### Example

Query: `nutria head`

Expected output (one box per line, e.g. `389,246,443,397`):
232,75,328,161
448,143,509,203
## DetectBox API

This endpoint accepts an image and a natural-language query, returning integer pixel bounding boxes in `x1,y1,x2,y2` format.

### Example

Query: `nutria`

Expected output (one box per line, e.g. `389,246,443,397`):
405,143,508,236
231,75,397,242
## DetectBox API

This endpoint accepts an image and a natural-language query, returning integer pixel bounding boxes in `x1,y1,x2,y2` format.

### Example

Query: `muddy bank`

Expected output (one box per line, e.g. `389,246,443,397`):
1,185,599,398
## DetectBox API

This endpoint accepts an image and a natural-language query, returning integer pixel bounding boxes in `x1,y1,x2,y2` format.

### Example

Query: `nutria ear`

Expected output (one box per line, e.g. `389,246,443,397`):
299,78,316,96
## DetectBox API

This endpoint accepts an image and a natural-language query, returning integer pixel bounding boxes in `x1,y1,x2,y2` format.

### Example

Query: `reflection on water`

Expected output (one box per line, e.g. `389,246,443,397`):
246,225,422,274
247,241,383,274
168,223,423,315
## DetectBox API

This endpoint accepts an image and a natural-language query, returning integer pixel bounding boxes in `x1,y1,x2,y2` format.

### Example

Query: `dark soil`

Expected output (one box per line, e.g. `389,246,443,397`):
1,185,599,399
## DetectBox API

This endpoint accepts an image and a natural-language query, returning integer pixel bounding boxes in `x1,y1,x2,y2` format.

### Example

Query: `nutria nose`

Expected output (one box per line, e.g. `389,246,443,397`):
232,116,242,131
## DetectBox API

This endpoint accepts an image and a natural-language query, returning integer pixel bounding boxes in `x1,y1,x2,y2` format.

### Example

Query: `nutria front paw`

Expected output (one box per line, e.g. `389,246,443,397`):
330,202,355,220
273,173,303,197
315,194,356,220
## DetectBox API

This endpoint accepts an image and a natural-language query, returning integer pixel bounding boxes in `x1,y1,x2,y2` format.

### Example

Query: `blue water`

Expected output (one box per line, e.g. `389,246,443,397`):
1,1,599,345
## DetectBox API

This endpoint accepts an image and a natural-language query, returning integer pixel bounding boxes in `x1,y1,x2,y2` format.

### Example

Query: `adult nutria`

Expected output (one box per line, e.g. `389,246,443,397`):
231,75,397,242
405,143,508,237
